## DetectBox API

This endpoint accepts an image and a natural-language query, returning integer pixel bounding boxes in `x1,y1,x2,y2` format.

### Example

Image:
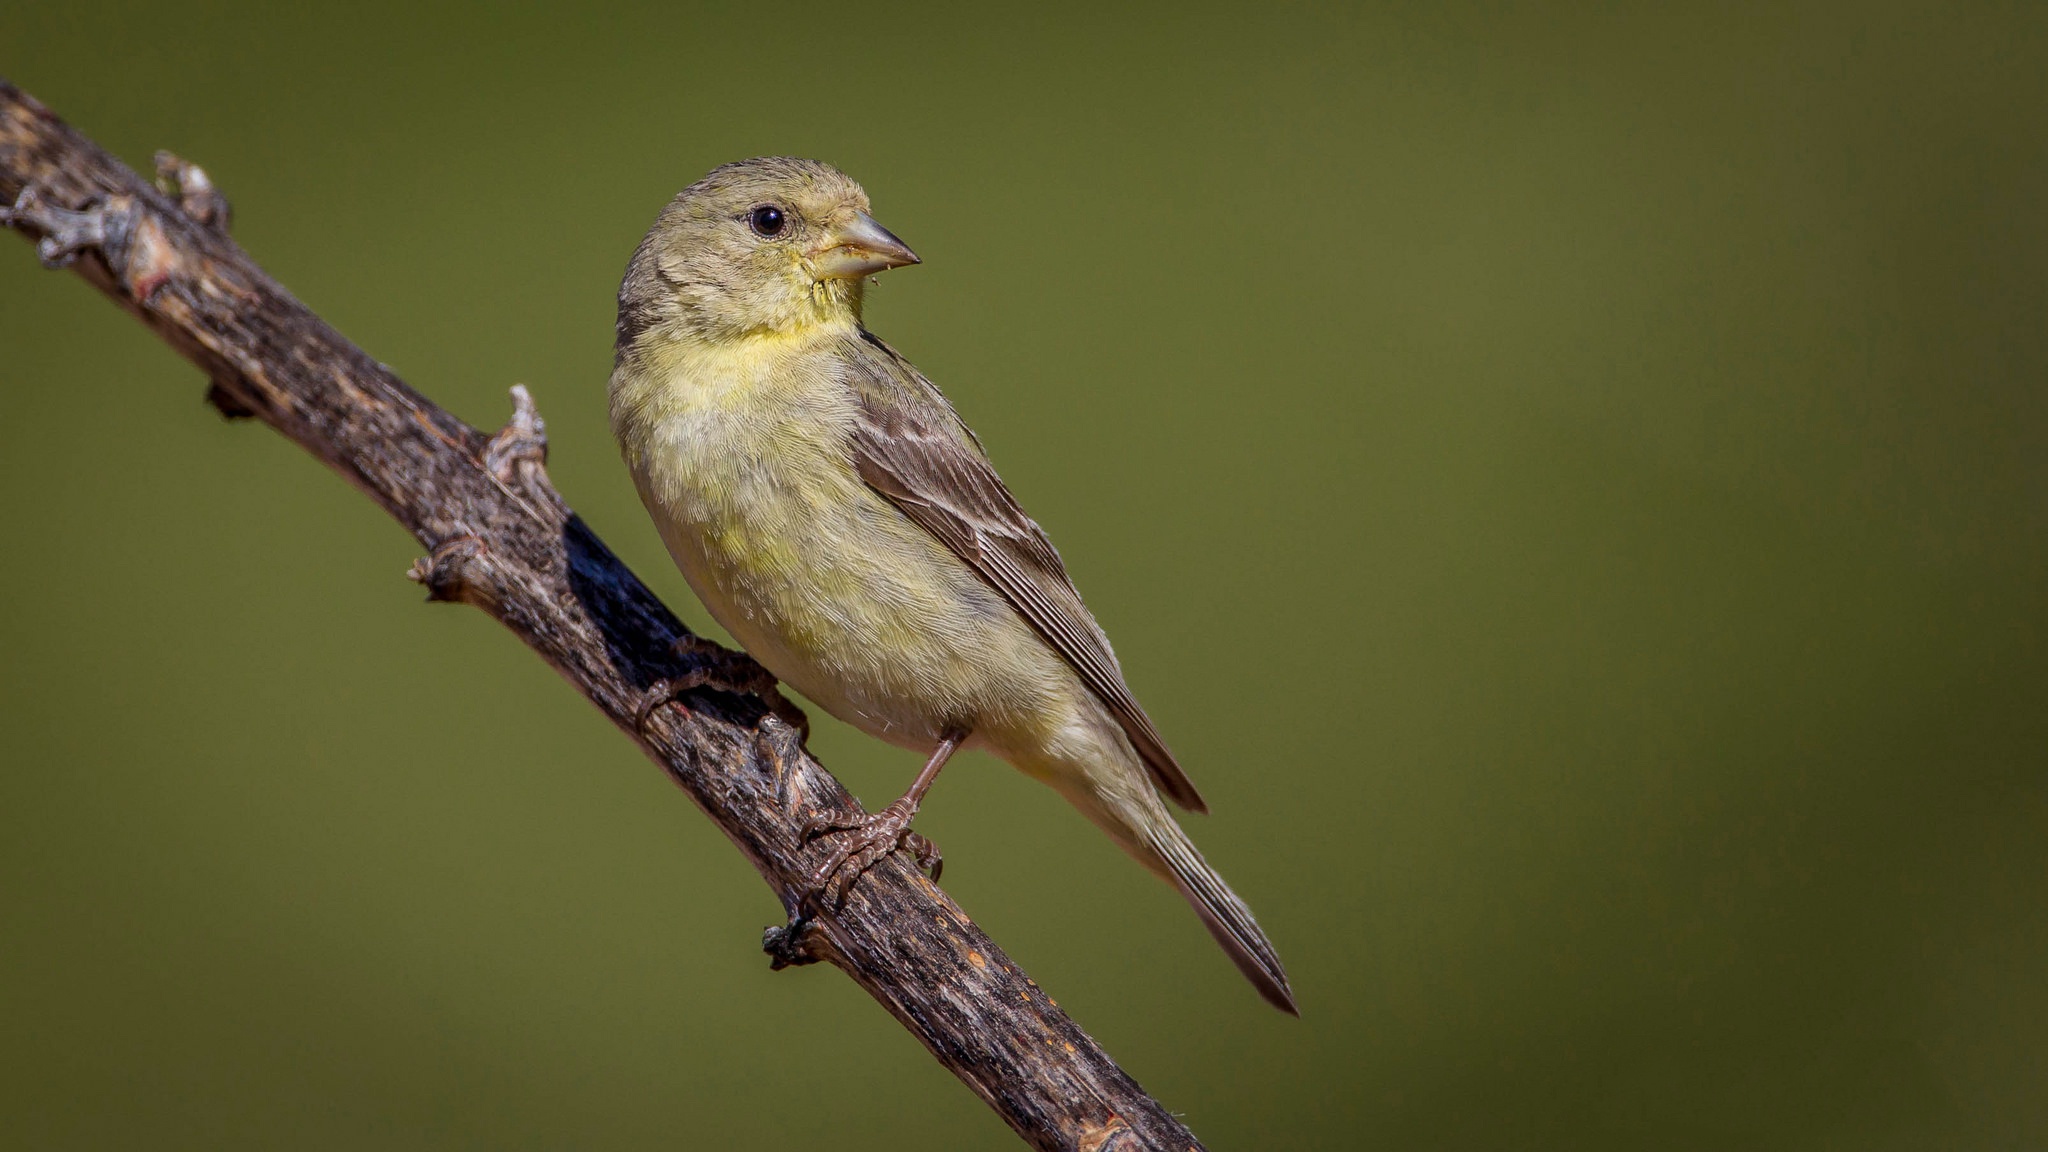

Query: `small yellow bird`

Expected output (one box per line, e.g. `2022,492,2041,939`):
610,157,1294,1013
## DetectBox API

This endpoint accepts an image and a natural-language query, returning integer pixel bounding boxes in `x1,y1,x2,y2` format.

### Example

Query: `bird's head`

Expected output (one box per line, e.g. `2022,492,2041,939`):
617,157,919,349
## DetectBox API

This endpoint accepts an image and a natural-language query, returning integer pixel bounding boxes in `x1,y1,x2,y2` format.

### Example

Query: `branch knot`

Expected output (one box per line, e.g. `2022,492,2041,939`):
2,186,135,270
484,385,559,507
763,917,827,970
407,534,486,603
154,152,232,233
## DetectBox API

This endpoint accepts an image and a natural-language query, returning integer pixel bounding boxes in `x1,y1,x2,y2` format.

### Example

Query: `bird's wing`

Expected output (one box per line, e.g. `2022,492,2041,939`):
844,332,1207,813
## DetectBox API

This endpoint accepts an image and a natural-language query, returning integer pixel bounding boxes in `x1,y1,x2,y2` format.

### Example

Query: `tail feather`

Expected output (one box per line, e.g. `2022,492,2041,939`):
1144,821,1298,1015
1026,743,1296,1013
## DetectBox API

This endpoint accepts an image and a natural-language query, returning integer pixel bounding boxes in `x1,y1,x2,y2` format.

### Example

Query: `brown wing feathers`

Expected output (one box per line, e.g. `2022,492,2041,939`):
846,337,1208,813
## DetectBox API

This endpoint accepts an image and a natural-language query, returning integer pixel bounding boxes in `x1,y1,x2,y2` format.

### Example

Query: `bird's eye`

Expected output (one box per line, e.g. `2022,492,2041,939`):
748,205,788,237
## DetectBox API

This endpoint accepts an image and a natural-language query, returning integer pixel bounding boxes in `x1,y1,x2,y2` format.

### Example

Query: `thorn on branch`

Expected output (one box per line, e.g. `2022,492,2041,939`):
763,917,826,970
407,534,486,603
154,151,232,233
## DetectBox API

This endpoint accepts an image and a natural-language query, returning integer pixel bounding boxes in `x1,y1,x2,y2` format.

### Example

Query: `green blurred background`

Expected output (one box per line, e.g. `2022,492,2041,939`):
4,3,2045,1148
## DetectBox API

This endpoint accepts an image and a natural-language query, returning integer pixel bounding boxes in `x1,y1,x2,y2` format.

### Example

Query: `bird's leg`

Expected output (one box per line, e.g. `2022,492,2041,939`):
804,729,966,904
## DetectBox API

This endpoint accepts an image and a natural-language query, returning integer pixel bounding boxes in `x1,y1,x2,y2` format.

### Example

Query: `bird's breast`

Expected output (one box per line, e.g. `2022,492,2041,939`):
617,337,875,619
612,337,1067,747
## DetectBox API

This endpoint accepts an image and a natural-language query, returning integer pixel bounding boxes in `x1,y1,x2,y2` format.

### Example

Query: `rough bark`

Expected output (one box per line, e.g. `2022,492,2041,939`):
0,78,1201,1152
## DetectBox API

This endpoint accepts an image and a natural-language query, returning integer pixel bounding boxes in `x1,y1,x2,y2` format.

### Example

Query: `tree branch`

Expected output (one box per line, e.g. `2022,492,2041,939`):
1,78,1200,1152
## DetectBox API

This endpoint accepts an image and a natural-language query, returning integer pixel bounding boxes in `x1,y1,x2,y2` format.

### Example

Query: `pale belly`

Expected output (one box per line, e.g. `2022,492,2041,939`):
628,406,1075,755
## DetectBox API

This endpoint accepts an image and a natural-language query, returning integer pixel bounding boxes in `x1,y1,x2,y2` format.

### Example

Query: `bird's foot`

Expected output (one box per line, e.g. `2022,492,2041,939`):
632,638,783,734
802,800,942,906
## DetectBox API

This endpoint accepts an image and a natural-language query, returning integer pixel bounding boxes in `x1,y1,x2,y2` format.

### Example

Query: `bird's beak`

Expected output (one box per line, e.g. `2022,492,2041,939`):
811,212,921,280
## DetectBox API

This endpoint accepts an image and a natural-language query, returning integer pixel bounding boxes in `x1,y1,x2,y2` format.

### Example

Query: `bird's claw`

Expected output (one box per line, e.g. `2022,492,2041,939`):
632,676,691,734
632,639,781,735
904,830,943,882
802,801,942,907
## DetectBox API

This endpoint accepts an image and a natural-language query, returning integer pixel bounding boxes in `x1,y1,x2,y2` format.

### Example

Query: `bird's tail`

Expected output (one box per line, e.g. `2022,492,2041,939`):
1138,814,1298,1015
1045,763,1297,1014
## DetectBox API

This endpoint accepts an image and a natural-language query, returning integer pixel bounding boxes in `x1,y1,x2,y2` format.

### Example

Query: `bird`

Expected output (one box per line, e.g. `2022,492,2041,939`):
608,157,1294,1013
